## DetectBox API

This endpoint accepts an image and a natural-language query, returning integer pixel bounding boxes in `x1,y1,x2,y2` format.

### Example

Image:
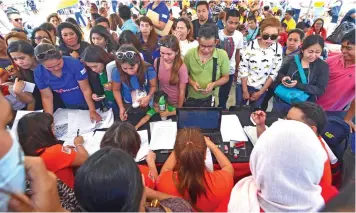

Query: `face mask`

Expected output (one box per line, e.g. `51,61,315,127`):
0,130,25,211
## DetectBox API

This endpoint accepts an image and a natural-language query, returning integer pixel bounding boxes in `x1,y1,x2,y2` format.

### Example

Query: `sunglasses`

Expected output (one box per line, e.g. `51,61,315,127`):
116,51,136,60
14,18,22,22
262,34,278,40
36,49,57,60
158,41,173,48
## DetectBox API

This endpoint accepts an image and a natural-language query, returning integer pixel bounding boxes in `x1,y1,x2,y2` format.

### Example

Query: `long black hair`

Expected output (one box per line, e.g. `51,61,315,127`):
74,147,144,212
30,27,53,47
301,34,325,51
89,25,117,53
57,22,83,45
17,112,62,156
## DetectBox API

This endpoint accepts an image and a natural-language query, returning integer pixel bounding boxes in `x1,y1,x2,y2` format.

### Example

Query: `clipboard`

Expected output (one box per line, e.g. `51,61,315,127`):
146,9,173,36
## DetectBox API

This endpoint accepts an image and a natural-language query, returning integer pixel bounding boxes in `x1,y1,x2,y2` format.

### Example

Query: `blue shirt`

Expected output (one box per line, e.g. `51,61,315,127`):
34,56,87,106
247,27,259,42
112,66,156,103
138,33,160,65
147,2,169,23
121,19,139,35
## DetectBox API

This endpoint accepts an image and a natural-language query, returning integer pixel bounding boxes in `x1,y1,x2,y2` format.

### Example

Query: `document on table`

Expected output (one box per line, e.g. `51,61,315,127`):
243,126,268,146
11,110,43,134
221,115,248,142
135,130,150,162
95,108,114,129
67,110,96,136
149,120,177,150
62,131,106,156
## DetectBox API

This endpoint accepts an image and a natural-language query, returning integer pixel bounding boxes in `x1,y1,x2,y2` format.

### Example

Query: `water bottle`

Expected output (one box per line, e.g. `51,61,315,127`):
158,96,167,121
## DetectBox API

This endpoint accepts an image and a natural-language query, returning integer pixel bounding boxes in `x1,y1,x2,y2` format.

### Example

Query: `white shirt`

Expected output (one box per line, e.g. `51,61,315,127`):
180,39,199,59
218,29,244,75
238,39,283,89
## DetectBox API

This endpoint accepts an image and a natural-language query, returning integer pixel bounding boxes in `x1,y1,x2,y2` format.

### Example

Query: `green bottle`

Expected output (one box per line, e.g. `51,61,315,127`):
158,96,167,120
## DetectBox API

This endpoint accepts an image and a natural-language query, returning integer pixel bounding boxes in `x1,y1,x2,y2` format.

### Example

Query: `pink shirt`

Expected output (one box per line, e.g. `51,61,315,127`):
317,54,355,111
154,59,188,107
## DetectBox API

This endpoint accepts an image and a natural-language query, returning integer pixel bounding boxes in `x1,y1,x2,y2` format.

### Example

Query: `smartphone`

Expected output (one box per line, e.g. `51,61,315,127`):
97,94,105,98
197,88,206,92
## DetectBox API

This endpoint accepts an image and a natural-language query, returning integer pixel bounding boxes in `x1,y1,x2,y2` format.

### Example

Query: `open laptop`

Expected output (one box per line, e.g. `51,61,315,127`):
176,107,223,144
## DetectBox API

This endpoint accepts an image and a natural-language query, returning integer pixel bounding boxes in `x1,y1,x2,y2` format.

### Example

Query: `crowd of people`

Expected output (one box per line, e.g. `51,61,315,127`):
0,0,355,212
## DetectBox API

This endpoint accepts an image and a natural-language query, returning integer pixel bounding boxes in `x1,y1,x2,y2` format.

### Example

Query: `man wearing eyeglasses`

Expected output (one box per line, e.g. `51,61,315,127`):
7,11,24,31
184,23,229,107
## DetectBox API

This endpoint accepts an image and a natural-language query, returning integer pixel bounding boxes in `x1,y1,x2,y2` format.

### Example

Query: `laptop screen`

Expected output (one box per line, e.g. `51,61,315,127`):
177,108,221,130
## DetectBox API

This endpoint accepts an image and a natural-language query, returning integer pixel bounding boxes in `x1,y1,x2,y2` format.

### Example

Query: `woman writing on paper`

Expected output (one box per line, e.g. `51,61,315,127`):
34,43,101,121
156,128,234,212
81,45,119,114
17,112,89,188
100,121,158,189
112,45,157,121
273,35,329,115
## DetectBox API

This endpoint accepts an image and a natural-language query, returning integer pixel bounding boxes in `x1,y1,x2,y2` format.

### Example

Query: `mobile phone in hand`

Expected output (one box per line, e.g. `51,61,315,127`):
284,79,292,84
97,94,105,98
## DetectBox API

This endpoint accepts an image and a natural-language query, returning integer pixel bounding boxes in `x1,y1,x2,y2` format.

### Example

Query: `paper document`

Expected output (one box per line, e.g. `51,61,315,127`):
23,81,35,93
135,130,150,162
67,110,96,136
221,115,248,142
243,126,268,146
62,131,106,156
95,108,114,129
149,121,177,150
205,148,214,172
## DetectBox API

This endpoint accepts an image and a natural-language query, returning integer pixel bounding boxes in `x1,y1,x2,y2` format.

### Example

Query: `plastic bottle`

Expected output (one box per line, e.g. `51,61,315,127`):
159,96,167,120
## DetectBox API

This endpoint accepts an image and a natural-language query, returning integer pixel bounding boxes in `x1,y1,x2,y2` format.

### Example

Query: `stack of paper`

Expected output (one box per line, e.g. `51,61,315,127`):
220,115,248,142
135,130,149,162
149,120,177,150
243,126,268,146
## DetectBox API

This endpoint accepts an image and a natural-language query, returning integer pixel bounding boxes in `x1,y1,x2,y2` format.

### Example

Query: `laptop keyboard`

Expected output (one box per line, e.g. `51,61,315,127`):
204,133,223,144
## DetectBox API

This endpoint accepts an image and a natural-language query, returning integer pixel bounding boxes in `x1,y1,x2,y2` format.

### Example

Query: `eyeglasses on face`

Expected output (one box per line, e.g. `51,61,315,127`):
34,36,50,41
14,18,22,22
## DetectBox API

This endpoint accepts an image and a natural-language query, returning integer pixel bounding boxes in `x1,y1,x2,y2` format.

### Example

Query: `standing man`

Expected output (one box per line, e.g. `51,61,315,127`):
192,1,214,39
218,9,243,110
283,10,296,32
119,5,139,34
100,0,110,13
6,11,24,30
146,0,170,30
246,15,259,42
184,24,230,107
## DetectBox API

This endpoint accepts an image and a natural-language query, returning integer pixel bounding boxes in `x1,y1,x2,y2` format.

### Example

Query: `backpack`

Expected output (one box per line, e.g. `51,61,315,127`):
219,37,235,60
321,116,351,187
326,21,355,44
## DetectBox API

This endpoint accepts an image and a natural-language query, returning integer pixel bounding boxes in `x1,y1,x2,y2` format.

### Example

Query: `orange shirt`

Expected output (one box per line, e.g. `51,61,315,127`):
156,170,233,212
318,137,332,186
138,165,155,189
39,144,76,188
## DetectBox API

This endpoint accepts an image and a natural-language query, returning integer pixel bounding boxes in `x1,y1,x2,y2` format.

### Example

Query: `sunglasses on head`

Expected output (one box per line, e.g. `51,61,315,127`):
158,40,173,48
14,18,22,22
262,34,278,41
36,49,57,60
116,51,136,60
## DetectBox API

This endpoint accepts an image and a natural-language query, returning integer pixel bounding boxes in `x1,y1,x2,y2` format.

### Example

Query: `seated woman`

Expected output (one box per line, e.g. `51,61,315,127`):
30,27,54,47
155,35,188,107
306,18,327,40
112,45,157,121
74,147,193,212
100,121,158,188
137,16,160,64
57,22,90,59
34,43,101,121
283,28,305,59
7,40,43,110
81,45,119,114
227,120,338,212
273,35,329,115
89,25,117,55
17,112,89,188
171,17,198,59
156,128,234,212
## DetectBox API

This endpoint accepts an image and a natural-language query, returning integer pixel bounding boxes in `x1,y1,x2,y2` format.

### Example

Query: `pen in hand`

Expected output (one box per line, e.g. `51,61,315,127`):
77,129,80,137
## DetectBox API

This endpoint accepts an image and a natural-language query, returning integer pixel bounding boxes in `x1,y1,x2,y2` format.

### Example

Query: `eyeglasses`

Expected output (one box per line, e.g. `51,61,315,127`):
34,36,49,41
36,49,57,60
158,41,173,48
14,18,22,22
116,51,136,60
262,34,278,40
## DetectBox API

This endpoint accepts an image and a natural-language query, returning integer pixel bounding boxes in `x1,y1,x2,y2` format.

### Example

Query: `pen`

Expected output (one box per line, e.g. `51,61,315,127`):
77,129,80,137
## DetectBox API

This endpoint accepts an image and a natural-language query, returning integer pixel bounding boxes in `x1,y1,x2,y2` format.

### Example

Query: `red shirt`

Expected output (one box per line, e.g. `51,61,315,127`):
39,144,76,188
138,165,155,189
278,32,288,47
306,28,327,40
156,170,233,212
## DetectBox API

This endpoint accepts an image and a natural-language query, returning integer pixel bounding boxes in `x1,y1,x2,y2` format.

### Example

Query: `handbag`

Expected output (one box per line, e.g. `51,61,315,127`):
274,55,310,104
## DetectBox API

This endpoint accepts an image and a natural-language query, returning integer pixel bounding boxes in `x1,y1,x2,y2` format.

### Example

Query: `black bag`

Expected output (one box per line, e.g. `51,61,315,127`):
184,58,218,107
326,21,355,44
